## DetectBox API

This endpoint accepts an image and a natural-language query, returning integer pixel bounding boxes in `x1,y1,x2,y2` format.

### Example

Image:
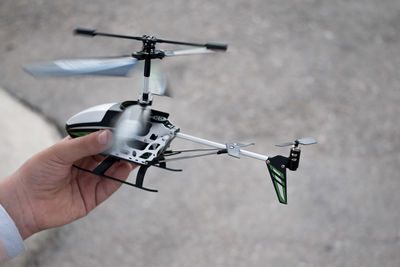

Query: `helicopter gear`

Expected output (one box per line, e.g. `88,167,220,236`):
72,159,158,193
24,28,316,204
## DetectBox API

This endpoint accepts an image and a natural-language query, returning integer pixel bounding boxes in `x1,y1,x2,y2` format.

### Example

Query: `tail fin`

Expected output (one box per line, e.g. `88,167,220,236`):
266,156,289,204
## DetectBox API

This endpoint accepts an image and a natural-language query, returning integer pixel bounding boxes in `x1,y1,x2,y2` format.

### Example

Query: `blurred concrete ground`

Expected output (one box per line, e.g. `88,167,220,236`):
1,0,400,266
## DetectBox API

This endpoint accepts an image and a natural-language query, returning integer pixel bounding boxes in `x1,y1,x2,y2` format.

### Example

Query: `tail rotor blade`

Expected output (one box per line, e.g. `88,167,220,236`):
276,137,318,147
297,137,317,146
23,56,138,77
275,141,295,147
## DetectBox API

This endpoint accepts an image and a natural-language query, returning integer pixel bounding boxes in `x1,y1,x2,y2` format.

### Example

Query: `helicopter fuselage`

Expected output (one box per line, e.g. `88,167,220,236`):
66,101,179,165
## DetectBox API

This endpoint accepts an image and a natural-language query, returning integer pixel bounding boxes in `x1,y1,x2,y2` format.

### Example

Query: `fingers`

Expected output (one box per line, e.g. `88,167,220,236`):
51,130,113,164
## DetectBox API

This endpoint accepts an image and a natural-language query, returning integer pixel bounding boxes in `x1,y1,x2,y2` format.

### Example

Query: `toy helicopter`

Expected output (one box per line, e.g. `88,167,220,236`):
24,28,317,204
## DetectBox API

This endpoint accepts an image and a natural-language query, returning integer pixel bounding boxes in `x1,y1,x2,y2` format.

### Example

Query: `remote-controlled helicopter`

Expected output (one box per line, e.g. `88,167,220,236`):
24,28,317,204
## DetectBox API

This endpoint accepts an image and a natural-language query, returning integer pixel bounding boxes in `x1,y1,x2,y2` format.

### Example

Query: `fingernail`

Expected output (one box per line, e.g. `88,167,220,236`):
98,130,110,145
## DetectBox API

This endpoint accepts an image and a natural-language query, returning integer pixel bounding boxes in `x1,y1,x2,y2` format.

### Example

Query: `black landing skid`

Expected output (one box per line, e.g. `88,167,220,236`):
72,147,228,193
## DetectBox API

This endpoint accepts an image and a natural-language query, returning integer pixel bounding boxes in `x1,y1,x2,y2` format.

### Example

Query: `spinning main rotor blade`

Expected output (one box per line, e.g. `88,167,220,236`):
129,62,169,97
276,137,318,147
114,104,151,143
163,47,218,57
23,56,138,77
149,66,169,96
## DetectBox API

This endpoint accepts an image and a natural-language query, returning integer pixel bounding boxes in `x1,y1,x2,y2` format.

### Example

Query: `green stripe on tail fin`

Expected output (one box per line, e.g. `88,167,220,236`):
266,155,289,204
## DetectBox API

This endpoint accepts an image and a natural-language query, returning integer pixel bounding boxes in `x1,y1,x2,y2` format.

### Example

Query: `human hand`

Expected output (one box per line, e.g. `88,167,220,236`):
0,130,135,239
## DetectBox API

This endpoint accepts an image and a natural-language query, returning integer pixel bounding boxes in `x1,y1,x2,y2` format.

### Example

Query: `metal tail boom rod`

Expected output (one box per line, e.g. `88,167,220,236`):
176,132,269,162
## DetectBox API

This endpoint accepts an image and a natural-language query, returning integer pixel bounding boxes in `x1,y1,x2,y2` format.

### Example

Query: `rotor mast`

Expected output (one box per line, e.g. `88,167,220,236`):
140,36,157,105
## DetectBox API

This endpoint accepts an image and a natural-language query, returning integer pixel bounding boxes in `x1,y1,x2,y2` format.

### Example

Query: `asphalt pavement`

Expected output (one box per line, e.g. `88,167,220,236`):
1,0,400,266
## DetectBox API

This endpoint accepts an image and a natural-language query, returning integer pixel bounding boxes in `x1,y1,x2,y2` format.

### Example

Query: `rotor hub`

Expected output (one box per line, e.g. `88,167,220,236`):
141,35,157,53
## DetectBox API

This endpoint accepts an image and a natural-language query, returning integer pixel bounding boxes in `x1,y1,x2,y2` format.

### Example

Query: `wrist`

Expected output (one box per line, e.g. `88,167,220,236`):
0,173,38,239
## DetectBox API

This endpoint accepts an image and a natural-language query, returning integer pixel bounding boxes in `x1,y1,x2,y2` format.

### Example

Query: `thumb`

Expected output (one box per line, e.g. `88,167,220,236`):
51,130,113,164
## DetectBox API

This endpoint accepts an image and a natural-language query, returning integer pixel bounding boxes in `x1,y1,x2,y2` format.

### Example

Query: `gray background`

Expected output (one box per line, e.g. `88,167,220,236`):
1,0,400,266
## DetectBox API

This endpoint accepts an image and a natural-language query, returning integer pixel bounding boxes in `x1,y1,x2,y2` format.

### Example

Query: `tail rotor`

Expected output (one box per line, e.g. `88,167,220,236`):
267,137,317,204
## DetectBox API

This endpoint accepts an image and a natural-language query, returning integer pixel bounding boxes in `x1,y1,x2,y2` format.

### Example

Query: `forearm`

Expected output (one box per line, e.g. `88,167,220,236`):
0,173,37,240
